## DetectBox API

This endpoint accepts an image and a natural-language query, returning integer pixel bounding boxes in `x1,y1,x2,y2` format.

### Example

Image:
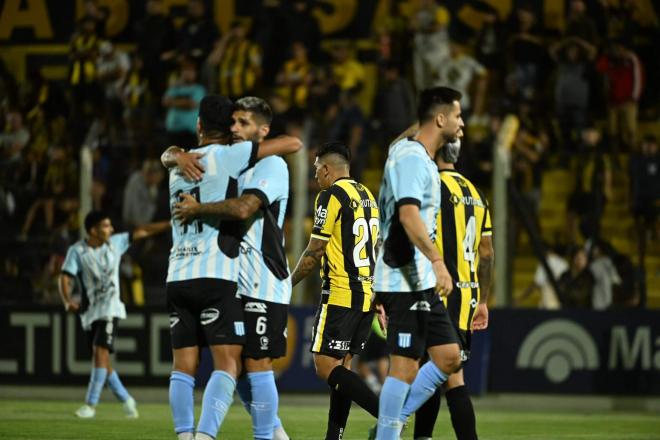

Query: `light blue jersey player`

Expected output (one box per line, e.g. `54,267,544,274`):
59,211,169,420
373,87,464,440
172,97,292,440
162,95,301,440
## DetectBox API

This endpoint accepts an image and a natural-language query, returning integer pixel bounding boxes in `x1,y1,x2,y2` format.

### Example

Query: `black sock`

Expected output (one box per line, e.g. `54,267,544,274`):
446,385,477,440
325,388,352,440
414,387,442,438
327,365,379,418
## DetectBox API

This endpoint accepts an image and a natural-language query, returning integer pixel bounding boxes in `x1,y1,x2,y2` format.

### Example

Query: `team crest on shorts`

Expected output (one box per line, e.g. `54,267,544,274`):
234,321,245,336
398,333,412,348
200,308,220,325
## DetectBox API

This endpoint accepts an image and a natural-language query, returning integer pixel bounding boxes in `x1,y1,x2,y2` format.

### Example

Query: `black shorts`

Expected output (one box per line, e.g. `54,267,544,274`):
310,297,374,359
456,329,471,363
360,330,389,362
241,296,288,360
376,289,459,359
166,278,245,349
86,318,119,353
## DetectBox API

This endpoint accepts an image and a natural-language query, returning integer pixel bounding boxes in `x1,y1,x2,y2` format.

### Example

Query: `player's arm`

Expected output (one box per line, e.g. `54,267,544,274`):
132,220,171,241
58,272,79,313
173,193,262,224
161,146,205,181
256,136,303,159
398,204,453,296
473,222,494,331
291,237,328,287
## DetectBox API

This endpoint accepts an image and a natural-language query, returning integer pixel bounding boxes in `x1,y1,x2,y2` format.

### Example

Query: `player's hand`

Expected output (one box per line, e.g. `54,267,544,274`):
64,301,79,313
173,193,200,224
471,303,489,331
176,151,205,181
432,259,453,298
376,303,387,334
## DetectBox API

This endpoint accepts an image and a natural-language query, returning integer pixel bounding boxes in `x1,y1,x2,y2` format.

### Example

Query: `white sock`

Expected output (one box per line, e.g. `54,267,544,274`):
195,433,214,440
177,433,194,440
273,425,290,440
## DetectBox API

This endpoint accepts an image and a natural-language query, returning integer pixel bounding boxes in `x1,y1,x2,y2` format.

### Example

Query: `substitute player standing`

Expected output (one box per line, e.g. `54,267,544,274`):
374,86,464,440
172,96,291,440
407,139,494,440
290,142,380,440
59,211,170,419
161,95,301,440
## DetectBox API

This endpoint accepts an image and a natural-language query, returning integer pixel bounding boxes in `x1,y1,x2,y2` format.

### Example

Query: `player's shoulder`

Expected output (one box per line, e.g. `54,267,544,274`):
68,239,86,254
255,154,288,172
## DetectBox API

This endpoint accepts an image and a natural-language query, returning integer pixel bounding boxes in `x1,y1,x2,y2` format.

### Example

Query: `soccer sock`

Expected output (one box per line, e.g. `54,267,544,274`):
197,370,236,438
236,376,252,414
446,386,478,440
248,371,279,440
169,371,195,435
377,377,410,440
107,370,131,402
400,362,448,422
327,365,379,418
413,387,442,439
325,388,352,440
84,367,108,406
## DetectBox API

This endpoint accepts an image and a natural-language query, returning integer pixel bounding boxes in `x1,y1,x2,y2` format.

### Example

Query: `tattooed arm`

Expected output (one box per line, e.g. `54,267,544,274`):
291,237,328,287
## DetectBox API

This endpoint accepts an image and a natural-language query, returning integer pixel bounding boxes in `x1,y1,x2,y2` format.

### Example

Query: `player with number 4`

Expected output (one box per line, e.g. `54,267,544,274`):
291,141,381,439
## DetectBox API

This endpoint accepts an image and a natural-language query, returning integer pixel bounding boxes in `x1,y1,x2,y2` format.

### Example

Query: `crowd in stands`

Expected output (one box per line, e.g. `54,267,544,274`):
0,0,658,309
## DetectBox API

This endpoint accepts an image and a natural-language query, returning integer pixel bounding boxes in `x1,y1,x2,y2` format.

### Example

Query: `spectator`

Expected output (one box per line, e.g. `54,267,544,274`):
276,41,312,110
410,0,450,91
373,61,416,150
432,40,488,118
588,241,622,310
96,41,130,143
506,6,549,103
0,110,30,165
630,135,660,263
327,88,368,181
177,0,219,63
330,43,366,92
122,160,164,228
162,58,206,148
134,0,177,102
596,41,644,152
68,16,101,147
557,246,594,308
207,20,261,100
567,126,613,242
286,0,322,63
519,245,569,309
121,52,152,146
551,37,597,155
564,0,599,45
80,0,108,37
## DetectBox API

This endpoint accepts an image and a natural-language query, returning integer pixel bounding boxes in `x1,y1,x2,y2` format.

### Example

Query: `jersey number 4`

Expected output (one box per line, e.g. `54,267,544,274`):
463,215,477,272
353,217,379,268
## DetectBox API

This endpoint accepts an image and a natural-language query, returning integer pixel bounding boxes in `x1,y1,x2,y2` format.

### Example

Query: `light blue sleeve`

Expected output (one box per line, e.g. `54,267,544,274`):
390,152,429,205
109,233,131,255
242,157,288,205
61,245,81,277
192,85,206,103
222,141,258,176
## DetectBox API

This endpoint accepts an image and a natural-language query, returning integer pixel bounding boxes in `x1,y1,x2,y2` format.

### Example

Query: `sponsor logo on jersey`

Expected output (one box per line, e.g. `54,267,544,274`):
398,333,412,348
200,308,220,325
329,339,350,351
456,281,480,289
314,205,327,226
409,301,431,311
244,301,268,313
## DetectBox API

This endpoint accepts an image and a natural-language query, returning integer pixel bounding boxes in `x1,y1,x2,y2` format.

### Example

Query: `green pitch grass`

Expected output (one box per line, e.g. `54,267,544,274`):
0,398,658,440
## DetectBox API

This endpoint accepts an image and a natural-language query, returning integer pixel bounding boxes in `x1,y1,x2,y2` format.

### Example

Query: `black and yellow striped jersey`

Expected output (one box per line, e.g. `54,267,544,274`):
218,39,261,99
311,178,379,312
436,170,492,331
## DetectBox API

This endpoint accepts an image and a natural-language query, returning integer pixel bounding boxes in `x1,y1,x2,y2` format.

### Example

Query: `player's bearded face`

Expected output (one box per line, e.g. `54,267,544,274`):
443,101,464,143
231,111,260,142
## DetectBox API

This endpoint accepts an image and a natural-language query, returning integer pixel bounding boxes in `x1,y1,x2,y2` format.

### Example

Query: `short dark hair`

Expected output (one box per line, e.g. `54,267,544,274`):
235,96,273,125
417,86,462,123
316,141,351,164
199,95,234,136
84,210,110,233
